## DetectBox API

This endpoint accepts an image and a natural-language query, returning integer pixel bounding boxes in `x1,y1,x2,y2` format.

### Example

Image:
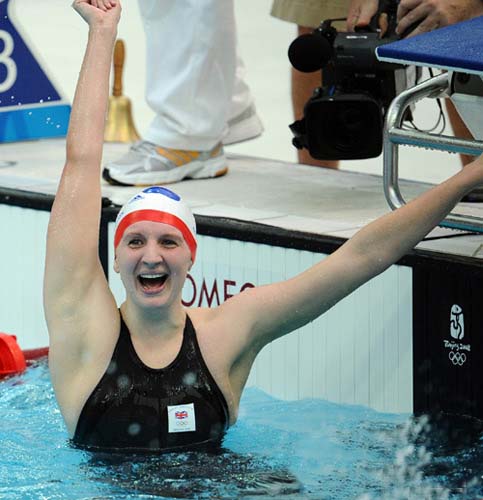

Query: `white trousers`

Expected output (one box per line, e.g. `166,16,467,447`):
138,0,253,150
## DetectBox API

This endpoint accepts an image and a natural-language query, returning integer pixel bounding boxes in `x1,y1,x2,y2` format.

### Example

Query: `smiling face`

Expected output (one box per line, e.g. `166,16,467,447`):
114,220,193,310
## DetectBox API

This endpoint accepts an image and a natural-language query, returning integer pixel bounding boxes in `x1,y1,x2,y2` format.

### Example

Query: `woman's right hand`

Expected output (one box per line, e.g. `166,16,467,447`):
72,0,121,28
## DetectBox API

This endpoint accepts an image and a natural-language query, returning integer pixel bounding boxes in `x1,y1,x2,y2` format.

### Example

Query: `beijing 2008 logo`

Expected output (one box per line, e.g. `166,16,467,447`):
444,304,471,367
450,304,464,340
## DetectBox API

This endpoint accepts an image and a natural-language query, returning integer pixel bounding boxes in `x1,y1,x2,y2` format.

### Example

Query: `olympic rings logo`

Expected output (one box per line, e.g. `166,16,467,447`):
449,350,467,366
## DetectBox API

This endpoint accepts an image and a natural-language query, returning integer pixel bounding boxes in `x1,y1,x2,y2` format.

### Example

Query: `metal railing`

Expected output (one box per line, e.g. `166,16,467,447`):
383,72,483,233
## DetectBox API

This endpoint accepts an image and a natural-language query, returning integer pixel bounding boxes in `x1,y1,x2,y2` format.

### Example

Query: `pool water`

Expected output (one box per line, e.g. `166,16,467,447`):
1,360,483,499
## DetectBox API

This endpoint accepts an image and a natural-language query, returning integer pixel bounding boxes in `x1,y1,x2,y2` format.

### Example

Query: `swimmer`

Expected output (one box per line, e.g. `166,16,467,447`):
44,0,483,451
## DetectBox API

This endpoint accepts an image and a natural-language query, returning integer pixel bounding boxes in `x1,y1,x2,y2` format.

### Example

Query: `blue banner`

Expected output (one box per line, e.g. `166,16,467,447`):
0,0,70,142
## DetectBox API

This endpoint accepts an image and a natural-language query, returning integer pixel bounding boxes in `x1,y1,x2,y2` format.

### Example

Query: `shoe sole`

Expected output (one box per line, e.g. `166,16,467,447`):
103,156,228,186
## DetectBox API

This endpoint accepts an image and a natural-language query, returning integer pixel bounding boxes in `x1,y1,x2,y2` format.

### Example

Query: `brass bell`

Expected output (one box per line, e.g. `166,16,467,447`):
104,39,140,143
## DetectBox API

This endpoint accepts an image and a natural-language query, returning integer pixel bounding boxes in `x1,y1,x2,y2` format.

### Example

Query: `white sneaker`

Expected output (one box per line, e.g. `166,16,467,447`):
223,104,264,145
103,142,228,186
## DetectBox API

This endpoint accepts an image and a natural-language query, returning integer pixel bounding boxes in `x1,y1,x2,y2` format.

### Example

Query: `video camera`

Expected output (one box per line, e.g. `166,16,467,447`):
288,0,419,160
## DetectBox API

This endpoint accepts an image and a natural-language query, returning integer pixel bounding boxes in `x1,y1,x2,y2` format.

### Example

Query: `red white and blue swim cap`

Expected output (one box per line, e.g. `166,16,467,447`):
114,187,197,262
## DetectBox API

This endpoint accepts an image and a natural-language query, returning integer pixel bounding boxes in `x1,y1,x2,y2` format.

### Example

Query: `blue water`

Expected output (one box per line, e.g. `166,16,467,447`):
1,360,482,499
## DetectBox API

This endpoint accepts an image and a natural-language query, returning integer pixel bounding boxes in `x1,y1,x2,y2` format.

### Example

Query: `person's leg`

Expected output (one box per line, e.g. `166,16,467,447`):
103,0,236,185
446,98,483,201
292,26,339,169
271,0,350,168
445,99,474,167
140,0,236,151
224,51,264,145
141,0,262,149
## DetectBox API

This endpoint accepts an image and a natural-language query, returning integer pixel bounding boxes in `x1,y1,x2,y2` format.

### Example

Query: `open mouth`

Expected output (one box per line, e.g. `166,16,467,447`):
137,273,168,293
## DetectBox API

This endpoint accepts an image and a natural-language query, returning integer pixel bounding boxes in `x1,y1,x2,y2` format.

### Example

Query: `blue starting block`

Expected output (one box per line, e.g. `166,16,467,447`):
375,16,483,231
377,15,483,74
0,0,71,142
377,19,483,424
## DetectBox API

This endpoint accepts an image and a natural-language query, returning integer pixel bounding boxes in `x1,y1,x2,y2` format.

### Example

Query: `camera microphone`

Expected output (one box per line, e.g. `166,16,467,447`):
288,29,334,73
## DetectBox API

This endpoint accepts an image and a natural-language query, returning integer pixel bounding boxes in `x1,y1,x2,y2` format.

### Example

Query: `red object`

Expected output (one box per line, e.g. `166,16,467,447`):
0,333,27,378
23,347,49,362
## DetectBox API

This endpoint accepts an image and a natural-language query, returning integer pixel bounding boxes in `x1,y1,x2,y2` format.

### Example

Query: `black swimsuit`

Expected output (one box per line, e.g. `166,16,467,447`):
73,313,229,452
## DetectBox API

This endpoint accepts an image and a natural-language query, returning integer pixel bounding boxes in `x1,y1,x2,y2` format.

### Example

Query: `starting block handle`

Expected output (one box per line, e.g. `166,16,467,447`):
383,73,483,234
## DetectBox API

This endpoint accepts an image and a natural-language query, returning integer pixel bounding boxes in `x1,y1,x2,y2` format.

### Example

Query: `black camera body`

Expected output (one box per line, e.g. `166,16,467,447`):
289,4,417,160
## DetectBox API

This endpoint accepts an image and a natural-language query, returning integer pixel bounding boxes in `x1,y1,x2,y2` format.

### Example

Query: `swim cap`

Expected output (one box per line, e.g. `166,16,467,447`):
114,187,197,262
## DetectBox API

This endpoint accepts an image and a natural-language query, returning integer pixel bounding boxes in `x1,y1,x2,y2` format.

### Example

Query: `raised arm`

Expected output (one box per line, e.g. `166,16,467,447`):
221,155,483,353
44,1,120,347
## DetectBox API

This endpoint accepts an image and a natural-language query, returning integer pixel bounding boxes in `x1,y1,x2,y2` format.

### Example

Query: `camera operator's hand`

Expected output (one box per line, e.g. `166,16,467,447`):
396,0,483,38
346,0,379,31
346,0,392,37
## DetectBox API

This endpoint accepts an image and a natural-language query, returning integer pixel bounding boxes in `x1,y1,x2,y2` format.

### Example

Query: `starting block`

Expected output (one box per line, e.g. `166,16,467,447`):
376,16,483,232
0,0,70,142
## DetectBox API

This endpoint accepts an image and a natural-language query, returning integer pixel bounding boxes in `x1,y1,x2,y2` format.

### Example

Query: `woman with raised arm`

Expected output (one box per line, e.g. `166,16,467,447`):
44,0,483,452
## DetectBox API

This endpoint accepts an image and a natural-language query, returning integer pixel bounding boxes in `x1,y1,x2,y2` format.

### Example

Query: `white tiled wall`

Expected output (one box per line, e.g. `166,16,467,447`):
0,205,49,349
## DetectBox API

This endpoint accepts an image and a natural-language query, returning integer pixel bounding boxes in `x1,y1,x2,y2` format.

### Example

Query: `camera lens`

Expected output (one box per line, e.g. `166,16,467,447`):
332,105,367,152
306,94,383,160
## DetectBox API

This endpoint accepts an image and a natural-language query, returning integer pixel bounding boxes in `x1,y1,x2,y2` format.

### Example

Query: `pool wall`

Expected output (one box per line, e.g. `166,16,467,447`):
0,198,49,349
1,190,482,419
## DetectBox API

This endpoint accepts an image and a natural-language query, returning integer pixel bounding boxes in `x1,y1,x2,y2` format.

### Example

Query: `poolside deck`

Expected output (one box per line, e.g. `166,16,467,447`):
3,138,483,258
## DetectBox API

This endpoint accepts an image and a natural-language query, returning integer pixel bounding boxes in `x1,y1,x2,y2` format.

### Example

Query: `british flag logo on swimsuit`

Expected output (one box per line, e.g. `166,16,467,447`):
168,403,196,432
